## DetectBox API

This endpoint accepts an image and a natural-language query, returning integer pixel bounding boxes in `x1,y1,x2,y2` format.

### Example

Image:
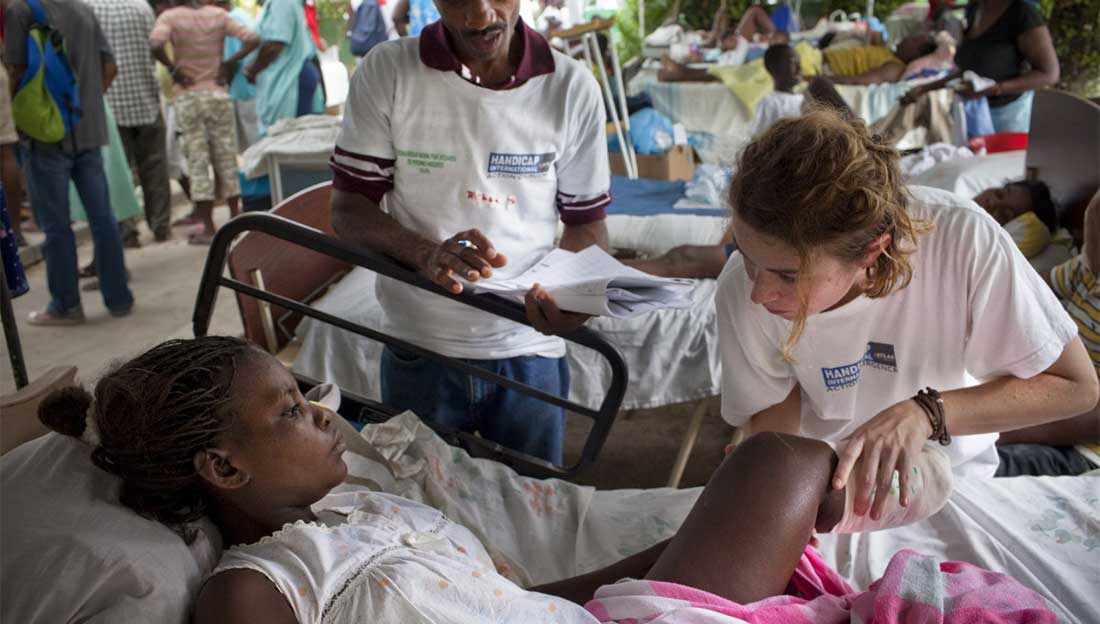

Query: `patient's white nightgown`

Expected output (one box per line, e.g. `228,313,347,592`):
210,491,597,623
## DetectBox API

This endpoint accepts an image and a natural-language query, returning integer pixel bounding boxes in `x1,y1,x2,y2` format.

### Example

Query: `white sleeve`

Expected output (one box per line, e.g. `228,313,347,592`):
717,258,798,426
554,62,610,197
748,98,768,138
335,45,397,160
962,211,1078,380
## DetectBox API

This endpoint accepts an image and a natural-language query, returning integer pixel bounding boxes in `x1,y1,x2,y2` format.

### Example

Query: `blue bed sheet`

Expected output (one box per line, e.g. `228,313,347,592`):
607,176,727,218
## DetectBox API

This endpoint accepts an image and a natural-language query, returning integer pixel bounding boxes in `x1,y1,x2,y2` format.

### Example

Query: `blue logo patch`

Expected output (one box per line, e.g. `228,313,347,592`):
821,342,898,391
487,152,555,177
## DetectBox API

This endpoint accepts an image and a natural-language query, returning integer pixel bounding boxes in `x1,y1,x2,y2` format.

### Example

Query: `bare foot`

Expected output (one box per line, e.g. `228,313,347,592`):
658,55,687,81
188,229,216,246
172,213,202,227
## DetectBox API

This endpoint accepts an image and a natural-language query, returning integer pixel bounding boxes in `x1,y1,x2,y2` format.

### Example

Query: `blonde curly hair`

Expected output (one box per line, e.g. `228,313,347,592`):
728,108,931,360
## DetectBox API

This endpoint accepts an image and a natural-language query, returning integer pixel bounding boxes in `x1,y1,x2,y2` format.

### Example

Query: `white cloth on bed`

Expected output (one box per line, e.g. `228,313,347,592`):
908,149,1026,198
292,268,723,410
239,114,342,179
211,490,595,624
718,186,1079,477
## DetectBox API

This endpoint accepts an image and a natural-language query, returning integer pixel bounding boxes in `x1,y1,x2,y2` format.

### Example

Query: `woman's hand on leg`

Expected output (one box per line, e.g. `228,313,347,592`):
833,399,933,520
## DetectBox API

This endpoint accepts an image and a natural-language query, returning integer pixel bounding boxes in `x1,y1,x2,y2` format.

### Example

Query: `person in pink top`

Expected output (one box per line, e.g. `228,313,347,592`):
150,0,259,244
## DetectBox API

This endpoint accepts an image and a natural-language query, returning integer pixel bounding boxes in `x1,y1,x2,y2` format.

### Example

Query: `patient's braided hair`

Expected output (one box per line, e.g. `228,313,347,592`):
39,336,257,539
729,109,931,361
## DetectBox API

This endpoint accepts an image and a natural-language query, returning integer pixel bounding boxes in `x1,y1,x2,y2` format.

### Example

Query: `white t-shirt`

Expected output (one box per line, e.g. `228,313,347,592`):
333,37,610,359
717,186,1078,477
748,91,805,138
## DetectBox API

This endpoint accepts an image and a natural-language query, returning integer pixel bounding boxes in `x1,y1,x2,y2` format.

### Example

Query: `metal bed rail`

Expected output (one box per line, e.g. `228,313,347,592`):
193,212,629,480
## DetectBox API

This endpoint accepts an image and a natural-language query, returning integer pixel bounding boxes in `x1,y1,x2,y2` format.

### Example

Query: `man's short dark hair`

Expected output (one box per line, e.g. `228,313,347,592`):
1009,179,1058,232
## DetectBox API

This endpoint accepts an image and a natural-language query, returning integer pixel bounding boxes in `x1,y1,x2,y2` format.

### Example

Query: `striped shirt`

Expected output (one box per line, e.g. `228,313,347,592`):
149,5,256,94
1051,255,1100,371
85,0,161,127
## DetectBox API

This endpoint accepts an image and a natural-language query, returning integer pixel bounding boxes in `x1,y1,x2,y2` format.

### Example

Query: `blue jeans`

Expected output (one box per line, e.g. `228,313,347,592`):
22,143,132,314
380,346,568,464
297,61,321,116
989,90,1034,134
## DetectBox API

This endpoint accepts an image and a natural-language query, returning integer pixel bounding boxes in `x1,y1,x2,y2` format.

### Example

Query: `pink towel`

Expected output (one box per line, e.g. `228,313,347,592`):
585,548,1057,623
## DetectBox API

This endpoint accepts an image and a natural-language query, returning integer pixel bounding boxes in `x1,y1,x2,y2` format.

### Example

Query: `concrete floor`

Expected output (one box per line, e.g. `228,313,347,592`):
4,191,733,490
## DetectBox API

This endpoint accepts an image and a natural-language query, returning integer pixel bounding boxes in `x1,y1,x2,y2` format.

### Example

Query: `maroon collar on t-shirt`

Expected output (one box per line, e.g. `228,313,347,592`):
418,18,555,90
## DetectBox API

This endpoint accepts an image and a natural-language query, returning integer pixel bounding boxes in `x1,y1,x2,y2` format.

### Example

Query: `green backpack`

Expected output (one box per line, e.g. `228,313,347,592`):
11,0,82,143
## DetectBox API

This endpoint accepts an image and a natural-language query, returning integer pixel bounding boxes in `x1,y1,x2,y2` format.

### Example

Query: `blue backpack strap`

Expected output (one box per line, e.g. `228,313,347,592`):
25,0,48,26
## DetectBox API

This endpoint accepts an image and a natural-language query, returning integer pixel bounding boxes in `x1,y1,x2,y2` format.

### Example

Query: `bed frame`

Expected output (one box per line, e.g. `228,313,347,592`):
192,183,629,481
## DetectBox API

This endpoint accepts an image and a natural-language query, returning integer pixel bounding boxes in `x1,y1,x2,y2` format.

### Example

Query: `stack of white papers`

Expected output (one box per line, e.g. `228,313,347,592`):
464,246,695,318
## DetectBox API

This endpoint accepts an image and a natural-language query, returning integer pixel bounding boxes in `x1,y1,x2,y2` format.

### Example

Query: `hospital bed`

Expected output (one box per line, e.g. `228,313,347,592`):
192,195,628,481
626,68,957,161
3,405,1097,623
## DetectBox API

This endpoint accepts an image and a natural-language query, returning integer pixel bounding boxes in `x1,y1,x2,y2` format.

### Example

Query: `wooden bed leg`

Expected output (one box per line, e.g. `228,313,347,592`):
668,399,708,488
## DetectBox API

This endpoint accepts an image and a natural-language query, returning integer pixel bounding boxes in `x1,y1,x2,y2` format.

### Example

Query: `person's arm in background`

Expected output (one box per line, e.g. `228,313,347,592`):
392,0,410,36
979,25,1058,98
92,7,118,92
625,222,734,278
3,4,31,95
243,41,285,81
898,68,962,104
245,0,297,82
220,15,261,85
102,63,117,92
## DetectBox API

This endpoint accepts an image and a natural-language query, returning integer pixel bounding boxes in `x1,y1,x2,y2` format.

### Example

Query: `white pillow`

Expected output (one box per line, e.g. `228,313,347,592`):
0,433,220,623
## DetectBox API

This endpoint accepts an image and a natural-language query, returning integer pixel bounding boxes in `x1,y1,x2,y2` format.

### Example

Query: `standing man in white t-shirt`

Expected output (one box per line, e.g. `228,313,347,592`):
328,0,610,464
716,110,1097,527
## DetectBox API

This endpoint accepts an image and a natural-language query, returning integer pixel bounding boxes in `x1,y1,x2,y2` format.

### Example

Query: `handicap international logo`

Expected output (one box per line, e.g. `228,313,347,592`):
821,342,898,391
487,152,555,177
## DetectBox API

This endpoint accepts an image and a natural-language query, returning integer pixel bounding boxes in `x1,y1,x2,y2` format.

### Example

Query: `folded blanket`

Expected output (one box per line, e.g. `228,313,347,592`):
585,547,1058,623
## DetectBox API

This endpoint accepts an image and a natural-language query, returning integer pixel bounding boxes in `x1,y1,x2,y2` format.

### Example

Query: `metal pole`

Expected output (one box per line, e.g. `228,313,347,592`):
587,32,637,178
0,261,29,389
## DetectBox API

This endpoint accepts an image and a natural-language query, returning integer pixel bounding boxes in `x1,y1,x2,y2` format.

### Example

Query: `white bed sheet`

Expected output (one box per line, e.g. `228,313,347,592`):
343,413,1099,623
908,150,1027,199
292,267,722,411
626,70,954,163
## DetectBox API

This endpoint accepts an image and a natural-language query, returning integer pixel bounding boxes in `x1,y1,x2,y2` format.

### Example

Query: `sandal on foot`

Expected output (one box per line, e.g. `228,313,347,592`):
27,308,85,326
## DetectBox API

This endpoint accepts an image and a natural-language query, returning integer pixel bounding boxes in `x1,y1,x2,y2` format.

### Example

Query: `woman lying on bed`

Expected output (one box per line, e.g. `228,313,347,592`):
40,337,1058,623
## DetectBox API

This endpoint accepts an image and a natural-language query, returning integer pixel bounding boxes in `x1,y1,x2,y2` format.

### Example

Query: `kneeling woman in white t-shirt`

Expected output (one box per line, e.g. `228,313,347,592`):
717,109,1098,526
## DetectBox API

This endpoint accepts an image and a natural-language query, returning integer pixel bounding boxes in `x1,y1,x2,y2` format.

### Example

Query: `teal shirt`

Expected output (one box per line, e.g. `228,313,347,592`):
255,0,322,136
225,7,258,101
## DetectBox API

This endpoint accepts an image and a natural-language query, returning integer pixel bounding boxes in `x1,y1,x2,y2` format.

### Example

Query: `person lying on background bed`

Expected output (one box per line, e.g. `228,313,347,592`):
973,179,1059,259
716,110,1097,509
996,190,1100,476
658,32,939,85
37,336,1061,623
327,0,610,466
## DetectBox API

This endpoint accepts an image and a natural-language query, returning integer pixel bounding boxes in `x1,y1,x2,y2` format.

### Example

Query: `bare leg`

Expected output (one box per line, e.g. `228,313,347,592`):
189,199,216,245
227,194,241,219
658,55,718,82
645,432,845,603
624,244,730,278
736,5,775,42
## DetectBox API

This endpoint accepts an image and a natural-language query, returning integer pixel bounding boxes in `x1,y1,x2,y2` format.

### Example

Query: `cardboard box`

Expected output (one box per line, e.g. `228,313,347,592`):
609,144,695,181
